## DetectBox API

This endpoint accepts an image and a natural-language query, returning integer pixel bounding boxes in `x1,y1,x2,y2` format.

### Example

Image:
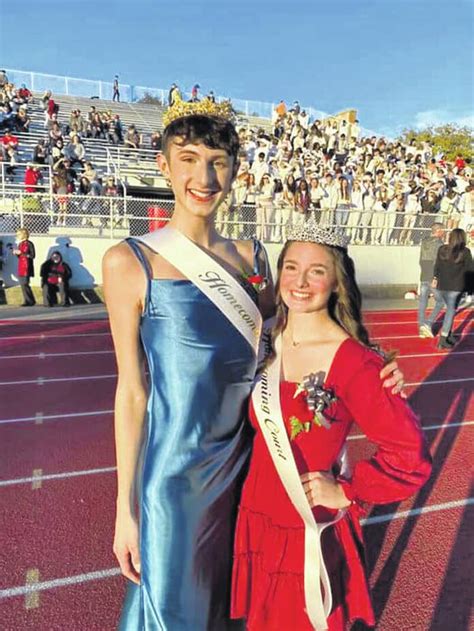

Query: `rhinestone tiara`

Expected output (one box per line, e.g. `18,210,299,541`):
286,219,350,248
162,94,235,128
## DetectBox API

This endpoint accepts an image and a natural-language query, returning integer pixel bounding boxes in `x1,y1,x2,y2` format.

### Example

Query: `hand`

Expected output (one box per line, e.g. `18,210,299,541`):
113,511,141,584
300,471,351,510
380,360,407,398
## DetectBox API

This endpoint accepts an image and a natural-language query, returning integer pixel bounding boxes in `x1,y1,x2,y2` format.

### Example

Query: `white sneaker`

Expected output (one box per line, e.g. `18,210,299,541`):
419,324,434,338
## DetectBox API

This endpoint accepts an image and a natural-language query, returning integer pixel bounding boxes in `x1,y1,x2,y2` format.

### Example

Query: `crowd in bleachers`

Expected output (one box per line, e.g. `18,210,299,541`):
0,70,472,243
220,100,473,244
0,72,163,208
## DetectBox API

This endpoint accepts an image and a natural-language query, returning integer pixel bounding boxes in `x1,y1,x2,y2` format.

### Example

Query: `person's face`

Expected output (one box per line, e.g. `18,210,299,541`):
279,243,337,315
157,140,236,219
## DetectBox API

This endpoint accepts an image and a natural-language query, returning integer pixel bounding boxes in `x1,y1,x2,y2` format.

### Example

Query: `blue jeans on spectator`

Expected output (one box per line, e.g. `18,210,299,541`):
418,281,433,327
426,290,461,336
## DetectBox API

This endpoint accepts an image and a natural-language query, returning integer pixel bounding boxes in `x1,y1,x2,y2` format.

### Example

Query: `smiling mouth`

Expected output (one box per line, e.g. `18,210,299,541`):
188,189,220,203
290,290,312,300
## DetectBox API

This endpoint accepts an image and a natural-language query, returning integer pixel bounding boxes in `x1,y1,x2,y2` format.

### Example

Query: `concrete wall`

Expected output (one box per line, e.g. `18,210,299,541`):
1,232,423,292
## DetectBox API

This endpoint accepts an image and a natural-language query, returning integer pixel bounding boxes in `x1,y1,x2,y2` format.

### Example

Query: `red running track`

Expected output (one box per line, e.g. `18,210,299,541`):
0,311,473,631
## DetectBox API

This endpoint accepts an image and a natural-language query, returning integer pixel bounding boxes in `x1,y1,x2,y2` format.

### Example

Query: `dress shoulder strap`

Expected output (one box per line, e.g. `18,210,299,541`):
126,237,153,278
252,238,270,280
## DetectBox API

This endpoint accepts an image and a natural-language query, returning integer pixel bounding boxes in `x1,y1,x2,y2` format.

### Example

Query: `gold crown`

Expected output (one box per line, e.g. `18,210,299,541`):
162,94,235,128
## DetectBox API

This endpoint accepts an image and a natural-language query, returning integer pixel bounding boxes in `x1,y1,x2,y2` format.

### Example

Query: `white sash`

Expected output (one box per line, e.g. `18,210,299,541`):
252,331,347,631
136,227,263,355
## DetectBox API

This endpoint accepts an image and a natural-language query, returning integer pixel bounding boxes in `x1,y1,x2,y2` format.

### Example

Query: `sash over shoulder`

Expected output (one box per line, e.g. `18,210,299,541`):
135,227,263,356
252,330,347,631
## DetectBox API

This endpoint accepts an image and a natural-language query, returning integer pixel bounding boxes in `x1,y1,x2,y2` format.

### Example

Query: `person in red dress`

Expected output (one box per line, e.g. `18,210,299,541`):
13,228,36,306
231,223,432,630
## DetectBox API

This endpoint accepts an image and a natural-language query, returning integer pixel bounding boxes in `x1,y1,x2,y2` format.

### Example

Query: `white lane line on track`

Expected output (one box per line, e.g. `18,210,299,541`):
0,374,116,386
361,498,474,525
1,497,472,599
0,410,113,425
405,377,474,387
2,421,472,487
0,333,110,340
398,350,474,358
347,420,474,441
2,374,473,388
0,466,117,487
372,332,474,340
0,348,472,361
0,350,114,360
0,568,121,599
0,319,108,325
366,317,472,326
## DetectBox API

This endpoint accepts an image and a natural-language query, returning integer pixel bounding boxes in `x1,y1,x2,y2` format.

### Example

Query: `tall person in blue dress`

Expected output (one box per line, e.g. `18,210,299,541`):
103,96,406,630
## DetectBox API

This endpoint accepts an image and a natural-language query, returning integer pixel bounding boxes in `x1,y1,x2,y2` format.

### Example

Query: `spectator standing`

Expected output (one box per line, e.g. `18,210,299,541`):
24,164,43,193
334,176,351,228
309,176,324,222
40,251,72,307
418,223,445,338
191,84,200,102
13,228,36,306
320,173,338,226
168,83,180,107
424,228,473,349
294,178,311,225
250,151,268,186
347,179,363,243
113,75,120,102
256,174,274,240
69,109,85,135
243,172,257,238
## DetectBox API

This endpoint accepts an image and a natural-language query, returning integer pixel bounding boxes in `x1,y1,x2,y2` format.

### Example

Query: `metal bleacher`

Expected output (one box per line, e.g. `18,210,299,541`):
4,91,274,196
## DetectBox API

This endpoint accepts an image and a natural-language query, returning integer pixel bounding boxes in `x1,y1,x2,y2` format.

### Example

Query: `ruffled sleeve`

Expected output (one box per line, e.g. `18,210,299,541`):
338,349,432,505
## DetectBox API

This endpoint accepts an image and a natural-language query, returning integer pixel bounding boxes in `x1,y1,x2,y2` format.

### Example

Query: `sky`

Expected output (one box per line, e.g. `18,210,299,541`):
0,0,473,136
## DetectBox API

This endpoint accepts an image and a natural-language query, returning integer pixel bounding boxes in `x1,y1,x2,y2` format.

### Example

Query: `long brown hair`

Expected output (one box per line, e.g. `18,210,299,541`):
440,228,466,264
266,241,381,365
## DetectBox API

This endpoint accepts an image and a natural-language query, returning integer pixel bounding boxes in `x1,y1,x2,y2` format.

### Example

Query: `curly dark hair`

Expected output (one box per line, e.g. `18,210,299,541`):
162,115,240,161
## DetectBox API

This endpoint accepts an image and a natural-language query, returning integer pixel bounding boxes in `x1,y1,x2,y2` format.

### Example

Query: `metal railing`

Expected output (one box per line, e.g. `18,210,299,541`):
3,68,330,121
0,190,466,245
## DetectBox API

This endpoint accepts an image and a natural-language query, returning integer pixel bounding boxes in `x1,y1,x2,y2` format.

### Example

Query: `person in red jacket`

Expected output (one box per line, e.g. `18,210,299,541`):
13,228,36,306
231,223,432,631
24,164,43,193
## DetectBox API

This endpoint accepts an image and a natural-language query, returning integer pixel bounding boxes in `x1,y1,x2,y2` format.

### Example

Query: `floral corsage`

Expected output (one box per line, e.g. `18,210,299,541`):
240,270,267,293
290,372,338,440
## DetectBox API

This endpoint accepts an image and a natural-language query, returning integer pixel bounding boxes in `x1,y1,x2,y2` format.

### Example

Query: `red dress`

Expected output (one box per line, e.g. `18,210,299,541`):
231,338,432,630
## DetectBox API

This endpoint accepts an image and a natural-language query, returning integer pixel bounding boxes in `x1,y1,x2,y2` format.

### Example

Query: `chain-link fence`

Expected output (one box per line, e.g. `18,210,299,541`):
0,190,469,245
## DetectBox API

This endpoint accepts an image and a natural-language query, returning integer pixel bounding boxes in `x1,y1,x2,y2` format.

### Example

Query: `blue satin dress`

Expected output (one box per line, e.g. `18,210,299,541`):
118,239,259,630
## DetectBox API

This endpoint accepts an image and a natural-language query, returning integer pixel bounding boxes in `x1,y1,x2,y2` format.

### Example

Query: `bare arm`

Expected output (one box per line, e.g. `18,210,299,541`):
103,243,148,583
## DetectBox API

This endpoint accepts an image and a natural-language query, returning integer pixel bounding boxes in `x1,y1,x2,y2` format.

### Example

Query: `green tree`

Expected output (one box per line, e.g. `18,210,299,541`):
397,124,473,162
138,92,164,106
